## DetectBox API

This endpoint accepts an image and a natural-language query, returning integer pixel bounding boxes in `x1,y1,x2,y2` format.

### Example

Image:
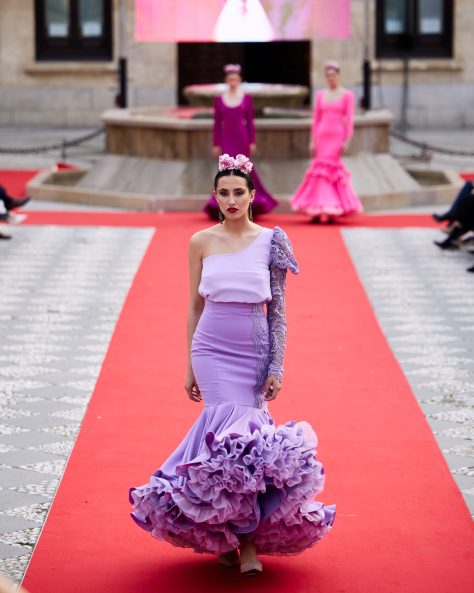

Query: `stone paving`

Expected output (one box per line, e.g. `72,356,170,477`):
0,226,153,582
343,227,474,515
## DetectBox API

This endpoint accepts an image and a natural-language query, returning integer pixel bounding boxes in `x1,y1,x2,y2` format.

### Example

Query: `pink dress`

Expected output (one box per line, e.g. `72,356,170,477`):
291,89,363,217
203,94,278,219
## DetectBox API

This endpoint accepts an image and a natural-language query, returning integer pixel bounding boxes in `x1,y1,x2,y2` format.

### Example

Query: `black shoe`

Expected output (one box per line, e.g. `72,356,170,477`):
432,213,449,223
434,239,458,250
467,265,474,273
310,216,321,224
3,195,31,211
0,231,11,240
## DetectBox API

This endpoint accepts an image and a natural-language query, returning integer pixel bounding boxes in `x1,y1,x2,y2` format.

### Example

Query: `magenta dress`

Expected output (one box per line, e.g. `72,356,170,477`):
204,94,278,219
291,89,363,217
129,227,335,555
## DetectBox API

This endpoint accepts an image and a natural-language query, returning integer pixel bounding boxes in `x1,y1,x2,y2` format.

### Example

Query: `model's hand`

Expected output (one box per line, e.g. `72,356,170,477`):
342,139,350,153
263,374,281,401
185,369,202,402
212,146,221,158
309,141,315,157
250,143,257,157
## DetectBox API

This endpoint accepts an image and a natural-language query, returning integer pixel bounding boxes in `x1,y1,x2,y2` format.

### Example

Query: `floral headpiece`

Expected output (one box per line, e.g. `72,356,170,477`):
224,63,242,75
325,60,340,72
218,154,253,175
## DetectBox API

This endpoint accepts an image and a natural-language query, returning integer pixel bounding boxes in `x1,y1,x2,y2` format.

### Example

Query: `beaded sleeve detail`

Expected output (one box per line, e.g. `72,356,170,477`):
251,304,270,409
267,228,299,382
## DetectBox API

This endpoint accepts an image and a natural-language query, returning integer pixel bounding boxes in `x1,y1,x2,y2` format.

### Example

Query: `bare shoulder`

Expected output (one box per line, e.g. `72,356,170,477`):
190,226,221,250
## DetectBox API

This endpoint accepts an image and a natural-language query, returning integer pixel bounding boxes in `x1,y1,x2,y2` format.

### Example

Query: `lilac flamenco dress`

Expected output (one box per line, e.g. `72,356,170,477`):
291,89,363,217
203,95,278,219
129,227,335,555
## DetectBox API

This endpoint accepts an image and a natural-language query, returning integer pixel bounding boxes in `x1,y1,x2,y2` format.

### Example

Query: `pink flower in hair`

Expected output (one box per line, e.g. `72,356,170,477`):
234,154,253,174
218,154,235,171
218,153,253,174
224,63,242,75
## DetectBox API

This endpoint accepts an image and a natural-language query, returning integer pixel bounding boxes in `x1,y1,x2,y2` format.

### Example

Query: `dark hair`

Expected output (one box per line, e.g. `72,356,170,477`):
214,169,254,192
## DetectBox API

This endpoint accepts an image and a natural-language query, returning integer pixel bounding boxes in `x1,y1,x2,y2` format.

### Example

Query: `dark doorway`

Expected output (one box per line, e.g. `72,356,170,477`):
178,41,311,106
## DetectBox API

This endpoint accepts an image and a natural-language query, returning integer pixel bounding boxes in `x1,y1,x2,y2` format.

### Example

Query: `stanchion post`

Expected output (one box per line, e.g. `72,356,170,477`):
118,0,127,108
361,0,372,111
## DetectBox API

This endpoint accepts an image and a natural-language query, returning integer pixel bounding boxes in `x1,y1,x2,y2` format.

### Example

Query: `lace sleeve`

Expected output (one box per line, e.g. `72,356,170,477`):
267,228,299,382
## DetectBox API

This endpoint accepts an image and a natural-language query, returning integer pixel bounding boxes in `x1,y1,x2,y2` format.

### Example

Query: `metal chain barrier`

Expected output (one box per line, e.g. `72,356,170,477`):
390,129,474,158
1,124,473,159
0,127,104,155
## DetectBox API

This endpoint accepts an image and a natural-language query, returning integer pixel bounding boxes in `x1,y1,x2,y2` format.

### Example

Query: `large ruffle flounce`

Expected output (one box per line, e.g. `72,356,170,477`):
129,405,335,556
291,158,363,216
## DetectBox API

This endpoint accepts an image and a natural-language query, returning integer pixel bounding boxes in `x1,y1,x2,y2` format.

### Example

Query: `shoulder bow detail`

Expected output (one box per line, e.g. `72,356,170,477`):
270,227,299,274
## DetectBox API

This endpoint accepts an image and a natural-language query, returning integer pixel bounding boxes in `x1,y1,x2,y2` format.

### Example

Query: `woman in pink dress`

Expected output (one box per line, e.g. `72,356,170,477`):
291,61,363,223
204,64,278,220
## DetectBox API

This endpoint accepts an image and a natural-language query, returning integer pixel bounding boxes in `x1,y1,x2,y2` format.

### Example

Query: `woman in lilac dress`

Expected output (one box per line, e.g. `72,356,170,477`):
291,61,363,223
203,64,278,220
130,154,335,576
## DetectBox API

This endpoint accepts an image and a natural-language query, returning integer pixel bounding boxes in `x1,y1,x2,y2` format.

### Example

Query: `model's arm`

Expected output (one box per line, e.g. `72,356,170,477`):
185,234,205,402
246,95,257,156
310,91,321,155
264,228,299,401
344,91,355,142
212,97,222,156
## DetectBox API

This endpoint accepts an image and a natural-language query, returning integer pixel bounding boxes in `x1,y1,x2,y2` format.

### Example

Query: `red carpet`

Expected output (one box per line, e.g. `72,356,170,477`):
22,213,473,593
22,211,439,228
0,170,39,197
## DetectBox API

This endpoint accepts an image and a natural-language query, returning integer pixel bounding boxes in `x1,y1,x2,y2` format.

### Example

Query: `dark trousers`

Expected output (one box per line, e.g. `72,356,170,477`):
444,180,474,223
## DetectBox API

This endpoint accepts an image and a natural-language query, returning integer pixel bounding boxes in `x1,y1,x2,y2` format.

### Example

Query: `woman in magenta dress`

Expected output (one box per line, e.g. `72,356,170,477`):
204,64,278,220
291,61,363,223
130,154,335,576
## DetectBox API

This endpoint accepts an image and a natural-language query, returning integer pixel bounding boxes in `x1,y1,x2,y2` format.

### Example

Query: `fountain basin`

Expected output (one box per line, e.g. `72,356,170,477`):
183,83,309,113
103,106,394,160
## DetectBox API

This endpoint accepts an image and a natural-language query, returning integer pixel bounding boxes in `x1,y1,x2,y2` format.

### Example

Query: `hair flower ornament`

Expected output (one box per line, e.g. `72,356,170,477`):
224,63,242,75
218,154,254,175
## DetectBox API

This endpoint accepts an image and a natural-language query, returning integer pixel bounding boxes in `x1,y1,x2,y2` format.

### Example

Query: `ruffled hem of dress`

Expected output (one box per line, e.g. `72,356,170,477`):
129,420,335,556
291,158,363,216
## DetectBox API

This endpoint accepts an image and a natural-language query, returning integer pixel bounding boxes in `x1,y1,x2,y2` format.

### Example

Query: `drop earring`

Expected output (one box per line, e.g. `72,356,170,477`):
248,203,253,222
218,209,225,223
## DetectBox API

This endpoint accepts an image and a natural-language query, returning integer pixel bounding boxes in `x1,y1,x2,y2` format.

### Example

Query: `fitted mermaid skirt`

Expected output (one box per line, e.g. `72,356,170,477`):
129,300,335,555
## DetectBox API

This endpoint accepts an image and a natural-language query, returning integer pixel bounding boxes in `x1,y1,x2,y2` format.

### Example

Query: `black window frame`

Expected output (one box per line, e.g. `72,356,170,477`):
376,0,453,59
35,0,113,61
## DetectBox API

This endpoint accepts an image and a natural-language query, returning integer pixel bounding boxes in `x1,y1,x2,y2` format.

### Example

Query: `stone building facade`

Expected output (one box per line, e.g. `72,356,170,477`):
0,0,472,127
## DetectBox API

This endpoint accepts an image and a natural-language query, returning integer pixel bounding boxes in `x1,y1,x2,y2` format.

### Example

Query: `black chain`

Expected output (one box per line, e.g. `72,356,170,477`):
0,127,104,155
1,124,472,159
390,129,474,158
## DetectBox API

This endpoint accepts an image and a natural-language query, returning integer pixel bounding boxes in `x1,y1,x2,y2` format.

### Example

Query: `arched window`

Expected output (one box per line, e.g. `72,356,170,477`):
35,0,113,61
376,0,453,58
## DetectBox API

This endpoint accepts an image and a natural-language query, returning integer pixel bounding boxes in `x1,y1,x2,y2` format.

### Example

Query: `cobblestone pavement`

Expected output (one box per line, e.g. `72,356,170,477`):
0,226,153,582
343,228,474,516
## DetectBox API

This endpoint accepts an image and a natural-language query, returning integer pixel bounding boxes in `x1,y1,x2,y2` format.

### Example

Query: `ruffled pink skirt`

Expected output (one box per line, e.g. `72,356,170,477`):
292,158,363,217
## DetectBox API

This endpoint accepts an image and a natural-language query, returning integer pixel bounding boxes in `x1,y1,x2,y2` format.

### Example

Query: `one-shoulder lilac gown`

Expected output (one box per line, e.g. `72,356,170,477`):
204,95,278,219
129,227,335,555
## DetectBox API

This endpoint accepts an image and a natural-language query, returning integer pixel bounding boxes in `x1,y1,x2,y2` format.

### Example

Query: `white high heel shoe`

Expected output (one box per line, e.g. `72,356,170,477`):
240,558,263,576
